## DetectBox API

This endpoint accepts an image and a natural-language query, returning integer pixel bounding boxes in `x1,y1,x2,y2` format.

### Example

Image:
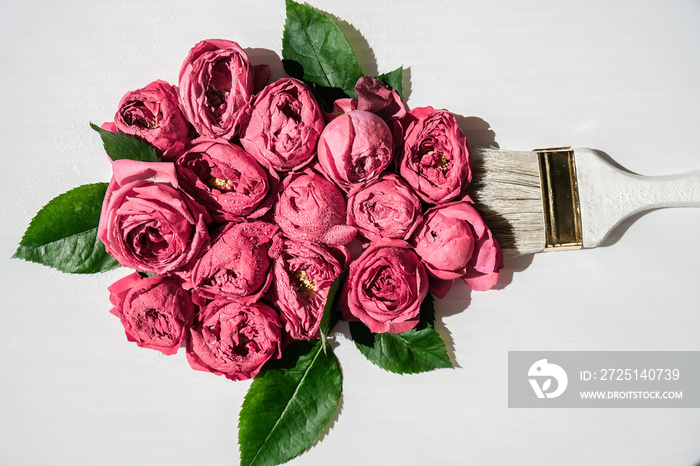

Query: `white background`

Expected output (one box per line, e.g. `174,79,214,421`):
2,1,699,465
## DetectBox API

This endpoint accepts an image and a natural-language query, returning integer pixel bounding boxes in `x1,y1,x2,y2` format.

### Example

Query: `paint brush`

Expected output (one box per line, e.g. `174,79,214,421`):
468,147,700,258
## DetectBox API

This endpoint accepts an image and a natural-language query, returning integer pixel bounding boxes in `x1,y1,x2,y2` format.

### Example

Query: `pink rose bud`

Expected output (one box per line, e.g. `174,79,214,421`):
190,221,281,304
341,239,428,334
186,300,283,381
275,172,356,246
98,160,210,274
113,80,191,161
175,137,271,222
325,77,405,123
399,106,472,204
355,76,407,122
347,173,423,241
411,197,503,294
108,273,195,355
178,39,255,139
317,110,394,191
240,78,325,172
324,98,358,123
270,239,347,340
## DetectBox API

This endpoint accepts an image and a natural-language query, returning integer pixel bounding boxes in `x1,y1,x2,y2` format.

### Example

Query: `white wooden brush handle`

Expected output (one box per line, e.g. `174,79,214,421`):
573,147,700,248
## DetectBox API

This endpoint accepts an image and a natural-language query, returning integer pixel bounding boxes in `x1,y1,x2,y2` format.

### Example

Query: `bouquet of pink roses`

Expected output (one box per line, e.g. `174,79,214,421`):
13,1,502,464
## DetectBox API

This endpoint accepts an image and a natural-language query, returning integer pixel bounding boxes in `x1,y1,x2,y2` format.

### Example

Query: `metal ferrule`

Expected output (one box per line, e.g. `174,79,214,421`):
535,147,583,251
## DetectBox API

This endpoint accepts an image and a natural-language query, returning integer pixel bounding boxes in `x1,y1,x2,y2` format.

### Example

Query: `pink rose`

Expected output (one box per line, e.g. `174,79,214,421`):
355,76,406,122
113,80,191,161
411,197,503,295
325,76,405,123
240,78,325,172
324,98,357,123
347,173,422,241
341,239,428,334
399,106,471,204
317,110,394,191
98,160,210,274
186,300,283,381
190,221,281,304
108,272,195,355
274,171,356,246
178,39,256,139
175,137,271,222
270,239,347,340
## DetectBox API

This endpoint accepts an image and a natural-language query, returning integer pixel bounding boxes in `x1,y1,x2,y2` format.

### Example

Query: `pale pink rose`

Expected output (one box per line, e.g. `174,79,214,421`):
186,300,283,381
347,173,422,241
341,239,428,334
317,110,393,191
399,106,471,204
113,80,191,161
274,171,356,246
240,78,325,172
411,197,503,294
108,272,194,355
98,160,210,274
175,137,271,222
178,39,262,139
270,239,347,340
190,221,281,304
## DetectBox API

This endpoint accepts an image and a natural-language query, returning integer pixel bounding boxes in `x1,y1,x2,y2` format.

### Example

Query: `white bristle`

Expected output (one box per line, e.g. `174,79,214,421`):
468,148,545,257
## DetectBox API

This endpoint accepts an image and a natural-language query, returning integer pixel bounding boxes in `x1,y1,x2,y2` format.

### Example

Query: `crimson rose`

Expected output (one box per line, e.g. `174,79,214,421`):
108,272,195,355
113,80,191,161
270,239,347,340
346,173,422,241
190,221,281,304
98,160,210,274
178,39,257,139
399,106,471,204
274,171,356,246
240,78,325,172
175,137,271,222
317,110,394,191
341,239,428,334
186,300,283,381
411,197,503,295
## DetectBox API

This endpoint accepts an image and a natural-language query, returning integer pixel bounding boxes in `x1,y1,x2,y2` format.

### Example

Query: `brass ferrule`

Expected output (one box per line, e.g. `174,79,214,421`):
535,147,583,251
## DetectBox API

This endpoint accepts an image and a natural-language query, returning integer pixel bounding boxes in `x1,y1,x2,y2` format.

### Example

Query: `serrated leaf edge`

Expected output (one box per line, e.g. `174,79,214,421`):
89,122,159,162
382,327,453,374
243,342,334,466
12,182,120,274
283,0,361,98
13,227,119,274
352,321,453,375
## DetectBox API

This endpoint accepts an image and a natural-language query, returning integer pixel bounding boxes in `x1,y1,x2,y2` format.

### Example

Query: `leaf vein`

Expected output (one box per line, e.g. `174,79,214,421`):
247,343,324,466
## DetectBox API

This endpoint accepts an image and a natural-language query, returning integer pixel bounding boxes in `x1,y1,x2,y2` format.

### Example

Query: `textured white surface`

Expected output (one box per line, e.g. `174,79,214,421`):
575,147,700,248
1,1,700,466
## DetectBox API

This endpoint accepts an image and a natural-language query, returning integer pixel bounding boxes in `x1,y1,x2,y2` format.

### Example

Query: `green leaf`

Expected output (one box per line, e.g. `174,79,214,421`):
12,183,120,273
378,66,405,100
282,0,363,99
90,122,160,162
239,340,342,466
319,269,347,351
349,294,453,374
